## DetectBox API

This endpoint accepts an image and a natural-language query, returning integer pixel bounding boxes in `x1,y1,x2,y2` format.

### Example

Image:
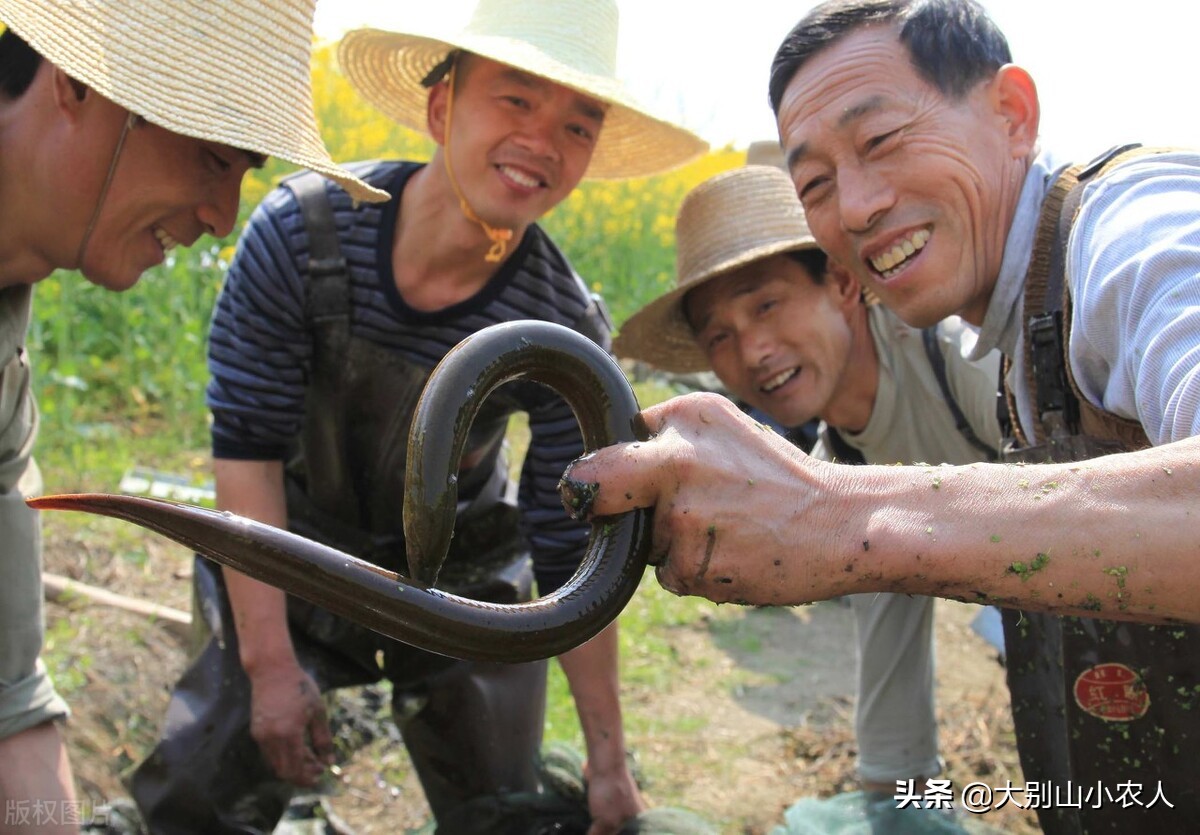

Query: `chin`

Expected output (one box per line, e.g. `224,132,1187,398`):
750,403,803,431
83,266,146,293
866,284,933,329
486,207,539,232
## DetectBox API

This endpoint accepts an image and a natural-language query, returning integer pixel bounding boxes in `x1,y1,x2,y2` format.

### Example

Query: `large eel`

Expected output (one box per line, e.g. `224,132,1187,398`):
28,321,652,664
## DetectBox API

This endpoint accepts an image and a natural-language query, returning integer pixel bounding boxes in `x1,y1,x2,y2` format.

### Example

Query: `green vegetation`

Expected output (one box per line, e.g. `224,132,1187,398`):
1007,551,1050,581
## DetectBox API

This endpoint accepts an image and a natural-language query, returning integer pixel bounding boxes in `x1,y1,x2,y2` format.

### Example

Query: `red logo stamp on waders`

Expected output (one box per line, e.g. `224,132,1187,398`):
1074,662,1151,721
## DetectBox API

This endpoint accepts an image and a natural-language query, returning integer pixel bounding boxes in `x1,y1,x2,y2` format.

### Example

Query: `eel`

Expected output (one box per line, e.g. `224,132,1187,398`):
28,320,652,664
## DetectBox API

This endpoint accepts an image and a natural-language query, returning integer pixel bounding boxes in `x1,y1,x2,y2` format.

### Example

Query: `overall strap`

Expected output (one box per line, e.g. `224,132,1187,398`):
1010,144,1156,451
1059,148,1161,449
282,170,352,329
1010,158,1084,446
920,326,998,460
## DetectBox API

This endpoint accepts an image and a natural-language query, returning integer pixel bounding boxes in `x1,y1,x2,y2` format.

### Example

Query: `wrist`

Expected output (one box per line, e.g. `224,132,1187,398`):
584,738,631,776
238,631,299,676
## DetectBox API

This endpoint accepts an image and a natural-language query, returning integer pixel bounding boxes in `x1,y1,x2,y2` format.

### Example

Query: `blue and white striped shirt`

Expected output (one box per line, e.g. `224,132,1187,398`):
206,160,607,591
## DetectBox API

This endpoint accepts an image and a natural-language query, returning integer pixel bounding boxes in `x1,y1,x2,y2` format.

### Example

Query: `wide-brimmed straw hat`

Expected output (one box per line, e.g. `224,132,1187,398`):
337,0,708,180
0,0,387,204
614,165,819,373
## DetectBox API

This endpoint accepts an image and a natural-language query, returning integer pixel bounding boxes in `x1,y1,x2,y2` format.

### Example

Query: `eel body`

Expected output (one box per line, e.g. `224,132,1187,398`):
29,321,651,663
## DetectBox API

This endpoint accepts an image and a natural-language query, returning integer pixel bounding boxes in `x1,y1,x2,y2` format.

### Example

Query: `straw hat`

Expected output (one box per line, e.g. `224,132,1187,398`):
614,165,820,373
745,140,787,170
337,0,708,180
0,0,387,204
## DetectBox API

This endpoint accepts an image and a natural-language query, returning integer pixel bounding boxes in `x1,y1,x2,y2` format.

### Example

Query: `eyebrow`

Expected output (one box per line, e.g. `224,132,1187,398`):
687,274,772,333
785,94,885,171
497,67,606,124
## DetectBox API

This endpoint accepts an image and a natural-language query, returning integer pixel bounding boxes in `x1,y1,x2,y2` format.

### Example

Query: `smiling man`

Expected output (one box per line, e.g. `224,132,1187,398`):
564,0,1200,830
0,1,382,830
123,1,706,833
616,164,1000,802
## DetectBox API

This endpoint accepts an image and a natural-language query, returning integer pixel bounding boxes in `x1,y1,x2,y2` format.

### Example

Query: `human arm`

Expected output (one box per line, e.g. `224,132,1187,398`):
557,623,645,834
205,187,331,785
215,458,333,787
562,391,1200,623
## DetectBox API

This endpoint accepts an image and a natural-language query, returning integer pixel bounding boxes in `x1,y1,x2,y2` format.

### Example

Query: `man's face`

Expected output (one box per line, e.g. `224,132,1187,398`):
74,96,258,291
430,56,605,229
685,253,857,428
776,26,1032,327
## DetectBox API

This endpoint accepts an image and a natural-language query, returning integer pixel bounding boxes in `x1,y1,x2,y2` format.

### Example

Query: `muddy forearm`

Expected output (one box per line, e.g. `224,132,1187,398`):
843,442,1199,622
567,392,1199,623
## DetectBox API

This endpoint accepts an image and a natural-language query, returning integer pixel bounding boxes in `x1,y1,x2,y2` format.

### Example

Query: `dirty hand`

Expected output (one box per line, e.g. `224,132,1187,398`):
248,661,334,787
584,759,645,834
561,392,852,605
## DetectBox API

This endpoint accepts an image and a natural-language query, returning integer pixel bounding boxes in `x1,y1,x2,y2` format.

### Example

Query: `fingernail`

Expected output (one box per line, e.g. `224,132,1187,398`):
559,474,600,520
632,412,653,442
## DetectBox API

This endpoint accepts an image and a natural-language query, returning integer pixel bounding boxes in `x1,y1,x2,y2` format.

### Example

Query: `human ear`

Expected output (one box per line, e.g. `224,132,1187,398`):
426,82,449,146
992,64,1040,158
51,66,90,121
827,260,862,310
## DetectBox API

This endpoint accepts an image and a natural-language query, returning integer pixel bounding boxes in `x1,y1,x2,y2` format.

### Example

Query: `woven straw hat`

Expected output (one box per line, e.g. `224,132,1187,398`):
0,0,387,204
614,165,820,373
744,140,787,170
337,0,708,180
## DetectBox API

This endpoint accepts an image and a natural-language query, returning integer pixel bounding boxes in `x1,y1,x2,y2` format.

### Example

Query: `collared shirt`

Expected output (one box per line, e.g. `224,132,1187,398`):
973,147,1200,446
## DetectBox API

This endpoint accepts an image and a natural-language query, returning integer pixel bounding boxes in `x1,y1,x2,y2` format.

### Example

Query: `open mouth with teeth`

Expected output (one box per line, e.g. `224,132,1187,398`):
153,226,180,253
870,228,930,279
497,164,547,189
761,367,800,394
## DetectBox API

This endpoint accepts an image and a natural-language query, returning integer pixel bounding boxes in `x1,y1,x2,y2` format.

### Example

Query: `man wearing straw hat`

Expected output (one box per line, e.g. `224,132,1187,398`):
127,1,706,833
0,1,383,830
616,164,1001,809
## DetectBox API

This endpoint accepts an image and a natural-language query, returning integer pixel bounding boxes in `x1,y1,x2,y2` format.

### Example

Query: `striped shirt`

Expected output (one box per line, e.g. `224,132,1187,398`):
207,160,608,591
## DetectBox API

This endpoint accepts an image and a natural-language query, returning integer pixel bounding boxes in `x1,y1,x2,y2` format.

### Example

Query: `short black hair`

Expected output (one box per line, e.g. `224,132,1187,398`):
785,248,828,285
768,0,1012,115
0,27,42,99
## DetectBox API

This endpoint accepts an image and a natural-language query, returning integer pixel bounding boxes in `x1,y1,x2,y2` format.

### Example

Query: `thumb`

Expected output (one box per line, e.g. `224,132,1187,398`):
560,436,668,520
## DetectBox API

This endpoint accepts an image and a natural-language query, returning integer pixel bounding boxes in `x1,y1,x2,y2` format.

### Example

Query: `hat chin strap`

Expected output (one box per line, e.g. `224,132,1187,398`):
74,111,137,271
442,62,513,264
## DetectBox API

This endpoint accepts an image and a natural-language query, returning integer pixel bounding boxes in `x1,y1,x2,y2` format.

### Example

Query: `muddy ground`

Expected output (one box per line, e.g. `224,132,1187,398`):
41,514,1039,834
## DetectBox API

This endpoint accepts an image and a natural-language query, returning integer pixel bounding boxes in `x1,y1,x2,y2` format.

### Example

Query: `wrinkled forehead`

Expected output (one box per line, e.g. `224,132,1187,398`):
776,27,924,155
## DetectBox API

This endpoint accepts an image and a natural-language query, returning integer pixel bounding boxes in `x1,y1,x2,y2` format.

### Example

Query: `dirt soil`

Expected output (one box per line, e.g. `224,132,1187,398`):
41,514,1040,834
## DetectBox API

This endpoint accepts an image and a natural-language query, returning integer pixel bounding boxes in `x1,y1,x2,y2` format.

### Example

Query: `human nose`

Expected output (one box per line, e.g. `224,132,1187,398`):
512,111,561,160
197,173,243,239
837,162,894,234
739,326,775,369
